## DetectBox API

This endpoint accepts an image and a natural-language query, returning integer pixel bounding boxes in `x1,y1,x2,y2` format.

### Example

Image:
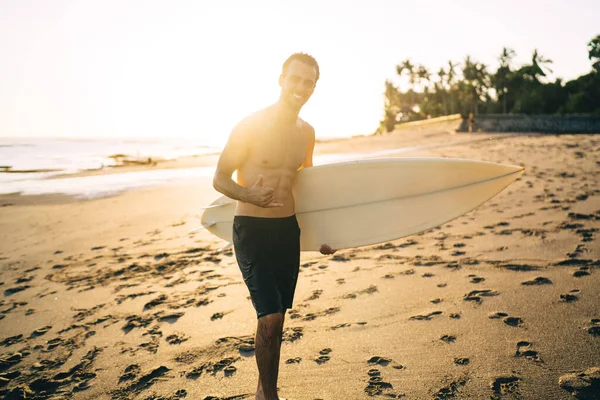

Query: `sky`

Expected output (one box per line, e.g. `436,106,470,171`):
1,0,598,146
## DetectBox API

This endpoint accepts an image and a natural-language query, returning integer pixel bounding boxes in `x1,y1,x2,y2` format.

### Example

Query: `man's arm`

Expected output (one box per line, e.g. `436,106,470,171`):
213,121,281,207
213,122,251,202
298,124,315,170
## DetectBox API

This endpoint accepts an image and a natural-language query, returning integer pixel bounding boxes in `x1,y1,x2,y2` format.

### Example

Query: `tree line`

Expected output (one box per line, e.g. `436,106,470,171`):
379,34,600,133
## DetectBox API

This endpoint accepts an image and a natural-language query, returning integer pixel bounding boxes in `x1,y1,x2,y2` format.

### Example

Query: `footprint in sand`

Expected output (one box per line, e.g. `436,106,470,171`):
468,275,485,284
302,261,318,268
118,364,141,383
15,276,34,284
223,365,236,377
573,267,592,277
515,341,542,362
0,334,25,347
410,311,443,321
4,285,30,296
463,289,499,303
368,356,391,367
521,277,552,285
211,312,224,321
342,285,378,300
503,317,524,327
282,327,304,343
364,369,395,396
315,355,330,365
329,322,367,331
143,294,168,310
185,357,239,379
30,325,52,338
491,375,521,399
304,289,323,301
434,378,467,398
367,356,405,370
165,332,189,345
567,244,587,258
454,357,470,366
559,367,600,398
285,357,302,364
294,307,341,321
586,319,600,336
488,312,509,319
159,312,185,323
560,289,580,303
440,335,456,343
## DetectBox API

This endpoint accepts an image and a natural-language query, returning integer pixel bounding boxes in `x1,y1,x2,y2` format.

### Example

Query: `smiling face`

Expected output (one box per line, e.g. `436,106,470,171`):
279,59,318,111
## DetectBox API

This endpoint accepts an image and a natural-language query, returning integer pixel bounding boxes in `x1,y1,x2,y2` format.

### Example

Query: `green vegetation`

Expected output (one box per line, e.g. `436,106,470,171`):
379,34,600,133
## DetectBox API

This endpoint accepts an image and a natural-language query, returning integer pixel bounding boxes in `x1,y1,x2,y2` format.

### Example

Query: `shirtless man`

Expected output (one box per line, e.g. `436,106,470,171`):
213,53,335,400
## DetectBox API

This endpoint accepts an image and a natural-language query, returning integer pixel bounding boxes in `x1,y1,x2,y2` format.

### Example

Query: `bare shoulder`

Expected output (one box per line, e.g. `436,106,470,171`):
229,109,267,142
298,118,315,140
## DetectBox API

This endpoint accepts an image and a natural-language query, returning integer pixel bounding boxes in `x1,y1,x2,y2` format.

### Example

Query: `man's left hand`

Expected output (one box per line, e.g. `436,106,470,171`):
320,244,337,255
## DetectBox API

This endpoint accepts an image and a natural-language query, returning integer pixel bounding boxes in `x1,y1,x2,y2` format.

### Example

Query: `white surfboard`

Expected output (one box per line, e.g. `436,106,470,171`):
199,158,524,251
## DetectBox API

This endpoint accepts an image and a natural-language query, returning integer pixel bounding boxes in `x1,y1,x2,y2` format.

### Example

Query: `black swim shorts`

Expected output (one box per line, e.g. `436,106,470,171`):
232,214,301,319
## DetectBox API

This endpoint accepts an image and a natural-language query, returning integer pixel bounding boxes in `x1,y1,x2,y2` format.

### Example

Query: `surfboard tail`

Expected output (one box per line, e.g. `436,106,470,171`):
218,242,233,252
189,222,216,233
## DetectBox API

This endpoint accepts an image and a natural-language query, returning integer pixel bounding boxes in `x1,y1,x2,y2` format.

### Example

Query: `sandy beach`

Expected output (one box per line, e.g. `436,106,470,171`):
1,126,599,399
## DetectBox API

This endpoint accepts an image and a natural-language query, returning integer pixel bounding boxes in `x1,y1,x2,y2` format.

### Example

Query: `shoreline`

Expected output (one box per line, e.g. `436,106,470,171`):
0,130,537,207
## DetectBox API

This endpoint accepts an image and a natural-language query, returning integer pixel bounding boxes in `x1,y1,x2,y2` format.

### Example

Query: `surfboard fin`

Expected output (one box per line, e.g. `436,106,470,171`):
189,222,216,233
200,202,233,210
218,242,233,252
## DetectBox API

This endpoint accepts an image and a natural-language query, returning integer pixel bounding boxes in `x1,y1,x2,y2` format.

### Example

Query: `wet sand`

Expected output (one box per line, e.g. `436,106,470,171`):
0,127,599,399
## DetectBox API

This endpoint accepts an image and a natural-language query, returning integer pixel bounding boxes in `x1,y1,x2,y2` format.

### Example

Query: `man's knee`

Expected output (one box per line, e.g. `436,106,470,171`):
258,312,284,340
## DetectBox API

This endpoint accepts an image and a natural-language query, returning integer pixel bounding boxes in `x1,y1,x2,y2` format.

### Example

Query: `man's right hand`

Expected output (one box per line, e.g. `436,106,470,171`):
244,175,283,208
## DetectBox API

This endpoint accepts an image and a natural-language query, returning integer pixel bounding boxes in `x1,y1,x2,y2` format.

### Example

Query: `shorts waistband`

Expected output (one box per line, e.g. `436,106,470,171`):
234,214,297,227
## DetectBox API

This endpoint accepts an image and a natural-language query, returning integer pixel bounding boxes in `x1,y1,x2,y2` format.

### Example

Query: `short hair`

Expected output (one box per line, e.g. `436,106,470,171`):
282,52,320,82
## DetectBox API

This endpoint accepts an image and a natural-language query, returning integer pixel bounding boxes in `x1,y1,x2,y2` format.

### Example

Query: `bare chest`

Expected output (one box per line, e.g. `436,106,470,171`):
247,130,308,170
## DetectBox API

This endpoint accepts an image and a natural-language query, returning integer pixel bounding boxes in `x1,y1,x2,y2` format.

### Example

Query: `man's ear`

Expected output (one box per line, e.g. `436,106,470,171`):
278,74,284,88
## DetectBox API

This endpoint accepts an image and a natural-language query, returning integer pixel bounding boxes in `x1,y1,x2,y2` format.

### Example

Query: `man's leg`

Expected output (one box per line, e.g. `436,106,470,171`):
255,312,284,400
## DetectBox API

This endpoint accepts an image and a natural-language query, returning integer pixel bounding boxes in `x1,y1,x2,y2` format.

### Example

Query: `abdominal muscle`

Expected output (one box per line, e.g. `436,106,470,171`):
235,166,298,218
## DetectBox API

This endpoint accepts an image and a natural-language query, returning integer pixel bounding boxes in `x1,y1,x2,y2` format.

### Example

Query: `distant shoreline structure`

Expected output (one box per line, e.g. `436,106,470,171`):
392,113,600,134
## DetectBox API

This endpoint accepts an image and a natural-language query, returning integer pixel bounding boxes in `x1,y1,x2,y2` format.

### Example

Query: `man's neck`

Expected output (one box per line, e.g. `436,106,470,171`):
274,101,300,124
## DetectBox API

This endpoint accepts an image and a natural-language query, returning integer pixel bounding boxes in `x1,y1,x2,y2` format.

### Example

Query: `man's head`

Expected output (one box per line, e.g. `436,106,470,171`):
279,52,319,110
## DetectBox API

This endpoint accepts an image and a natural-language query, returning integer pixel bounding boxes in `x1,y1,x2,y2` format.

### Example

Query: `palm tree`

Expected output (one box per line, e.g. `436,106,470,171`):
416,64,431,102
462,55,489,116
526,49,553,81
446,61,459,114
397,59,417,115
381,80,402,132
396,59,416,90
437,67,448,114
496,47,516,113
588,34,600,72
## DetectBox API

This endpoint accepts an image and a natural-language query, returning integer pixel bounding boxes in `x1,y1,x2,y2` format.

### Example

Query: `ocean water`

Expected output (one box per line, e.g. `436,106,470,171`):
0,137,220,172
0,137,221,199
0,137,433,200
